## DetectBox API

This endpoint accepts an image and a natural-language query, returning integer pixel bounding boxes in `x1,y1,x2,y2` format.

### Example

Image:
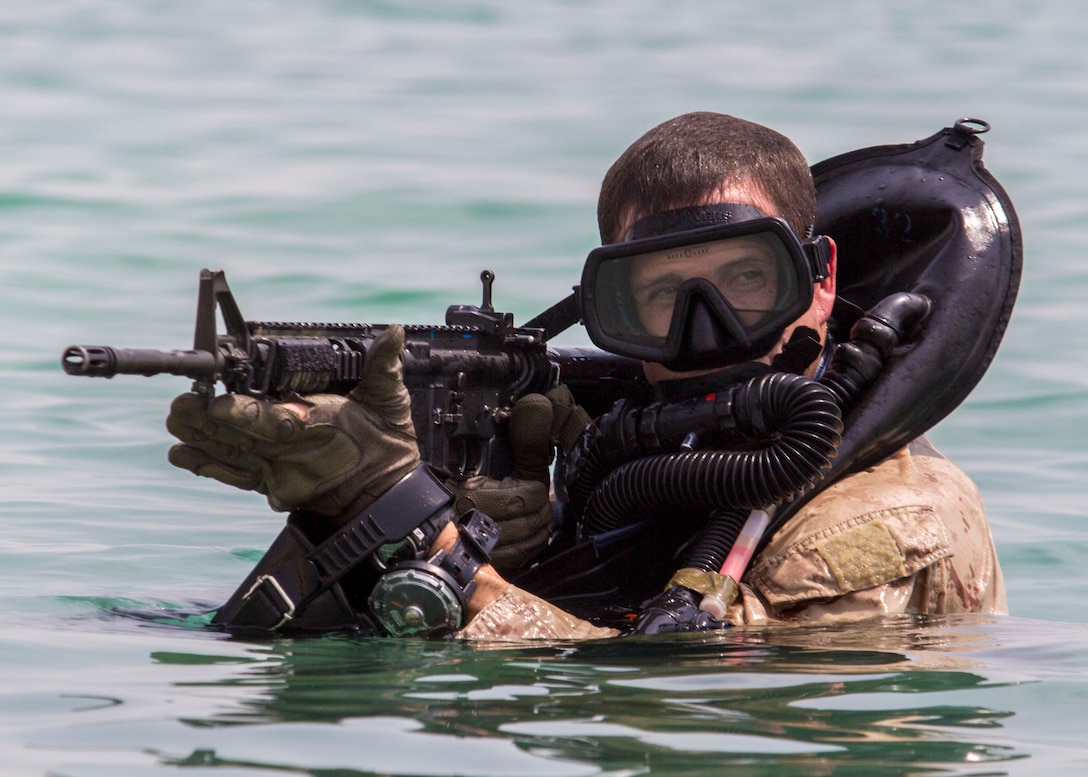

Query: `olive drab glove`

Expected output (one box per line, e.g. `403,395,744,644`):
448,385,590,575
166,325,420,521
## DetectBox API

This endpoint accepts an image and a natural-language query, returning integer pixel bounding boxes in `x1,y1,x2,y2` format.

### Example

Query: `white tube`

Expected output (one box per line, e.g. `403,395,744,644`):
718,507,774,583
698,506,776,619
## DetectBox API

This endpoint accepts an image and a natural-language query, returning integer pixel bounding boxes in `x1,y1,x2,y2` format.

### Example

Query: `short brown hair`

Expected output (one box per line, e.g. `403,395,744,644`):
597,112,817,244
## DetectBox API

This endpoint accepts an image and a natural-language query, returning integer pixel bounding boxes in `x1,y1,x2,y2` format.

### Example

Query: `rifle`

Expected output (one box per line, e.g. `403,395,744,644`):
62,268,646,481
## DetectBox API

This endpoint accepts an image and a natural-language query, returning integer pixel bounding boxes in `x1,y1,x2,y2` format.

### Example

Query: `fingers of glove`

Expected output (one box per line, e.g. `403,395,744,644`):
453,478,552,574
166,392,212,442
449,477,550,540
489,498,552,545
508,393,554,484
348,325,413,431
545,385,592,452
168,443,263,492
490,527,552,576
204,394,309,447
169,392,307,453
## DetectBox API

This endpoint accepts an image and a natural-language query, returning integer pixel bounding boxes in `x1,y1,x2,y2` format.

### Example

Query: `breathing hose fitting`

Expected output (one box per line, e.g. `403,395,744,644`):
821,292,931,411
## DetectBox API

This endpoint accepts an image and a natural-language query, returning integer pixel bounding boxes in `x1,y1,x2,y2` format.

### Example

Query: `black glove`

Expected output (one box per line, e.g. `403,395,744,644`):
447,385,589,575
632,586,732,635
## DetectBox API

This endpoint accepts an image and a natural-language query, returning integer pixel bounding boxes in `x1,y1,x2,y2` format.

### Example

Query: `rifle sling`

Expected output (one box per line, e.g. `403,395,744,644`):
525,291,579,341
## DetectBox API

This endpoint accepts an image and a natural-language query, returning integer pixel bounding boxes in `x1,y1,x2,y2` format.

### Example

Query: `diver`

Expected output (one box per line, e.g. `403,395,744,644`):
166,112,1009,639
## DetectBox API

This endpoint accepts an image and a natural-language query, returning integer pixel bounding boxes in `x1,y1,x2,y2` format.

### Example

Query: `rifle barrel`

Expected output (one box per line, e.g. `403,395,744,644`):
62,345,219,380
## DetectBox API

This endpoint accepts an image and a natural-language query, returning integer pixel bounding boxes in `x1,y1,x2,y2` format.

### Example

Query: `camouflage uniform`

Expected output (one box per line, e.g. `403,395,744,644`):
460,437,1005,640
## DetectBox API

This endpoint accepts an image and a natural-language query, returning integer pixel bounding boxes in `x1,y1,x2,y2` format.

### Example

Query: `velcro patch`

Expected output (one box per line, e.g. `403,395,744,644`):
816,521,907,592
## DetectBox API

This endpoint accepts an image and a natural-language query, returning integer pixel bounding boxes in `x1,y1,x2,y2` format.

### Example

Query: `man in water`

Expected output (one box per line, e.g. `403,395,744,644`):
167,112,1006,639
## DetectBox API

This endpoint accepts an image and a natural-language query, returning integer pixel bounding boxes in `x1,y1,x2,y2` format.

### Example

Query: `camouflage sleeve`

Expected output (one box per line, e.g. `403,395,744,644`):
458,438,1006,637
458,585,620,641
728,439,1007,625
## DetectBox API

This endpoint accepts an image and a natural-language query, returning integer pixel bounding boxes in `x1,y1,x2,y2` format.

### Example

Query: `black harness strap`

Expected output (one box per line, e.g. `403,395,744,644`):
213,465,456,633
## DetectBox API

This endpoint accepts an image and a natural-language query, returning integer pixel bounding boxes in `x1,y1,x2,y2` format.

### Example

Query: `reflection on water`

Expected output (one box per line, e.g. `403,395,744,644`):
117,615,1027,775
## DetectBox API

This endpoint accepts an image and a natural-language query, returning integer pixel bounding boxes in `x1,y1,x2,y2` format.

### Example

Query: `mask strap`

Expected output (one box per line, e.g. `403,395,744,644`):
625,202,768,240
770,326,824,375
804,236,833,282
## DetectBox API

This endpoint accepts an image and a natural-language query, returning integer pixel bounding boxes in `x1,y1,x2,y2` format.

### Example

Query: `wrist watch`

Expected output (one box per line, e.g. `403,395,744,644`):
369,509,499,637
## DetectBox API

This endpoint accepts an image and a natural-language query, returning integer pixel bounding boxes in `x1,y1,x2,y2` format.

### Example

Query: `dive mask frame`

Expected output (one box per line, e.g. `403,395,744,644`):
579,216,831,371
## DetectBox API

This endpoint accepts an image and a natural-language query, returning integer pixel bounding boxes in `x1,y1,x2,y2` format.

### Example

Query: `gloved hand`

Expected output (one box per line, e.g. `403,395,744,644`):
166,325,420,520
448,385,590,575
632,586,731,635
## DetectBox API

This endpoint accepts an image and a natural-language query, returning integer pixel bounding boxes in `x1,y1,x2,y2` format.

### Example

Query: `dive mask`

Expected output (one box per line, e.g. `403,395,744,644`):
580,204,831,371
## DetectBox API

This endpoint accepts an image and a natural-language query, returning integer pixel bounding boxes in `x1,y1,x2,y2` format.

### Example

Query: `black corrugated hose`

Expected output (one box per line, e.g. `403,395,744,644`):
581,372,844,536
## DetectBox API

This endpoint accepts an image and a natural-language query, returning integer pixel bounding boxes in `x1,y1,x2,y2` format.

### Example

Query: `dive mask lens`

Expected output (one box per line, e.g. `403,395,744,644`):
581,217,819,370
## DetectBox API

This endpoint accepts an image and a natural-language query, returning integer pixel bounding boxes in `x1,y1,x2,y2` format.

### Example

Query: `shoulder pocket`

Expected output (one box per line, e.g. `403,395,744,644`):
747,505,953,607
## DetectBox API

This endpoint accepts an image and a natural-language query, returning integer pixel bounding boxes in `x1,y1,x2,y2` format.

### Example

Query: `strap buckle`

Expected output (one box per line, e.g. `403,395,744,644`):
236,574,297,630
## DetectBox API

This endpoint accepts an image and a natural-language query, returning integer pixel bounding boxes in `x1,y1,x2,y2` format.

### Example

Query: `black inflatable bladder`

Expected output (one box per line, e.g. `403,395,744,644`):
811,118,1022,481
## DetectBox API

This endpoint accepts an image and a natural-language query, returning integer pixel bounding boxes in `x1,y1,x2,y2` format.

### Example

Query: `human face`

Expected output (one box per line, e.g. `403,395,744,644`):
620,188,836,384
628,234,784,339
